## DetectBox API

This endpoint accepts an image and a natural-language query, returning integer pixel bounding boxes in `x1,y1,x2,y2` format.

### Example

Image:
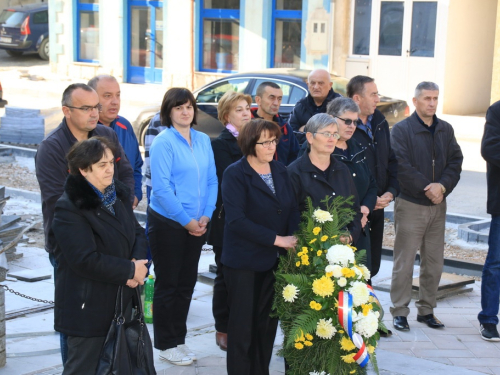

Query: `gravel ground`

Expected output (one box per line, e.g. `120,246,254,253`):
0,160,489,264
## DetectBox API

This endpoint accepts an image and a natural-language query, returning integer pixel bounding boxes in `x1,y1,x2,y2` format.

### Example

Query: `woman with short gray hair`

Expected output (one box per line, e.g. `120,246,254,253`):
327,97,378,274
287,113,362,244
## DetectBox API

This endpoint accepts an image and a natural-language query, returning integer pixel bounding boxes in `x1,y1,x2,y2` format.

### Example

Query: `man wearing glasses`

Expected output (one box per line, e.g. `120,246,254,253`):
35,83,134,366
348,76,399,286
88,75,143,209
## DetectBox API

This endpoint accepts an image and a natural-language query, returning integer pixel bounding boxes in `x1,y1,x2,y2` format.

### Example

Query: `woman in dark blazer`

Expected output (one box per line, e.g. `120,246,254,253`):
208,90,251,351
287,113,362,245
221,119,299,375
328,97,378,269
52,137,148,374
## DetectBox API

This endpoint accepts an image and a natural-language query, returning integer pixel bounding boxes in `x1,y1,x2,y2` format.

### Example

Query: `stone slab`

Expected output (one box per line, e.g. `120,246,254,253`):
0,215,21,232
7,268,52,283
412,272,475,291
198,272,215,286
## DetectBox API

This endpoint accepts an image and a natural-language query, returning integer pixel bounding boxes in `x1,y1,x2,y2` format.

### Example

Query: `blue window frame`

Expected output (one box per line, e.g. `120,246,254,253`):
76,0,99,63
271,0,302,68
199,1,240,72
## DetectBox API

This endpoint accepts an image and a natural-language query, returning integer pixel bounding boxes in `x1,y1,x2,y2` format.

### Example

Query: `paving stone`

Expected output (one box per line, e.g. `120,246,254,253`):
489,367,500,375
391,327,431,342
463,341,500,357
428,334,469,350
379,341,437,350
450,357,500,367
6,268,52,282
412,349,475,358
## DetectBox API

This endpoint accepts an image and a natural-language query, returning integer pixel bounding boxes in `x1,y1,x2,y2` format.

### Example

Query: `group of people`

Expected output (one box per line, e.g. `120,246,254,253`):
32,68,500,375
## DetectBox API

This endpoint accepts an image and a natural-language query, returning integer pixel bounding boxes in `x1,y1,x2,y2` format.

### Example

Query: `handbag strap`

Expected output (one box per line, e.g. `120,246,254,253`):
113,286,125,323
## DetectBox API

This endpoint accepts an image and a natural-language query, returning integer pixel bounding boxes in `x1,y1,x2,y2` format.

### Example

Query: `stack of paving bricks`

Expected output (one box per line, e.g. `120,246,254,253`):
0,106,61,145
0,186,6,367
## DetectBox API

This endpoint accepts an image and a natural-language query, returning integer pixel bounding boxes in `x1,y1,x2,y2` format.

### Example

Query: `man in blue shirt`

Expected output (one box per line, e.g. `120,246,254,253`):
88,75,143,208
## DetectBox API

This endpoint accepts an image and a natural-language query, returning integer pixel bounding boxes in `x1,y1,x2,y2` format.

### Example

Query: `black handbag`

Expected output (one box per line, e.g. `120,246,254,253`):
96,286,156,375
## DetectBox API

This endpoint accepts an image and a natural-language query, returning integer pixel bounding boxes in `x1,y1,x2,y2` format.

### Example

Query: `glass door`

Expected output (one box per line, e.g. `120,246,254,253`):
127,1,163,84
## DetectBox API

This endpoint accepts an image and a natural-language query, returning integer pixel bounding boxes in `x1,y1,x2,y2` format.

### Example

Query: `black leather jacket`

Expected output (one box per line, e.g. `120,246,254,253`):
391,112,463,206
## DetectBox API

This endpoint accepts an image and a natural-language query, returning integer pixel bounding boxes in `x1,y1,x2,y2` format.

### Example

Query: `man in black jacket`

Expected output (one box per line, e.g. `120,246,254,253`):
34,83,135,365
348,76,399,281
478,101,500,342
289,69,341,144
390,82,463,332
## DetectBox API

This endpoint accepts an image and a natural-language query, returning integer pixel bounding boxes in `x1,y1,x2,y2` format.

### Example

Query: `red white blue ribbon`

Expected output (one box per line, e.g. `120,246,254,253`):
338,290,370,368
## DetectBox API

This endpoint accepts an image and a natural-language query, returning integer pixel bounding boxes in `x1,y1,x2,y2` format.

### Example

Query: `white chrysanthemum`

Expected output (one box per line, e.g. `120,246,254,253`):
316,318,336,339
337,277,347,287
353,267,363,278
309,372,330,375
349,281,370,306
282,284,299,303
354,310,379,338
359,265,371,280
325,264,343,278
325,244,355,267
312,209,333,223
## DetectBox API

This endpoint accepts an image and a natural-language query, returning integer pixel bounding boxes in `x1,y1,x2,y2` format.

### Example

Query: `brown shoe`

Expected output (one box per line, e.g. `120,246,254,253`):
216,332,227,351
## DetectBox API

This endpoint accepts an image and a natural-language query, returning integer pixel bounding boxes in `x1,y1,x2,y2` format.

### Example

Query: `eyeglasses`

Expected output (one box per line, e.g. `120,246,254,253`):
335,116,357,126
256,139,279,148
65,103,102,113
313,131,341,140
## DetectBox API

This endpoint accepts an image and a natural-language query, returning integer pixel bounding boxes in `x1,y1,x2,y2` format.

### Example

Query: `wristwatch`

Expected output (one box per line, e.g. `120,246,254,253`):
439,183,446,194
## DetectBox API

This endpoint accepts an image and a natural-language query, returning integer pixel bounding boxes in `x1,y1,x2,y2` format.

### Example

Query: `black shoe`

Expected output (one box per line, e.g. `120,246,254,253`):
479,323,500,342
393,316,410,331
417,314,445,329
378,328,392,337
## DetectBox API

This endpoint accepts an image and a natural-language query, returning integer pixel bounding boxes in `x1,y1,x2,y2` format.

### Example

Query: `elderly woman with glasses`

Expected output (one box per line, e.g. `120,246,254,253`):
288,113,362,245
326,97,378,269
221,118,300,375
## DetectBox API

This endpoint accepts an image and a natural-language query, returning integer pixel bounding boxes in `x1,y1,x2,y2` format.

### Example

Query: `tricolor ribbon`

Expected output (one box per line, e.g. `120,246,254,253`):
367,284,384,320
338,290,370,368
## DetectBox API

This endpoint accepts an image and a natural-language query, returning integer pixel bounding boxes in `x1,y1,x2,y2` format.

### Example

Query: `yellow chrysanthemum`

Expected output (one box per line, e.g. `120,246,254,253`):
297,251,303,257
350,370,356,374
338,329,344,334
312,227,321,235
312,276,335,297
341,353,356,363
317,250,323,256
342,267,356,278
296,261,301,267
302,247,308,253
340,336,356,351
326,271,333,278
304,340,313,347
367,345,375,354
309,301,322,310
362,304,372,316
309,238,317,244
295,342,304,350
331,235,338,239
305,333,313,341
320,235,329,242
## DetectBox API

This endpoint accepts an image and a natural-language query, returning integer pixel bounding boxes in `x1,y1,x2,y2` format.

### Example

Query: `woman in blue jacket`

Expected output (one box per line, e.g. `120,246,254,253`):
148,88,218,366
221,119,300,375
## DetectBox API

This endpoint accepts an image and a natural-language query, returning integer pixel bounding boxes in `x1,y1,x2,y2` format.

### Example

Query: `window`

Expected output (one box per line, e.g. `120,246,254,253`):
378,1,404,56
33,11,48,24
352,0,372,55
200,0,240,72
272,0,302,68
250,78,307,105
196,78,249,103
77,0,99,62
409,2,437,57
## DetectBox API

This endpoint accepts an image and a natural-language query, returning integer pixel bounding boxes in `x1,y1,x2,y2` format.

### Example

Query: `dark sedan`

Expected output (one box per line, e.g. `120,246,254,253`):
132,68,409,145
0,3,49,60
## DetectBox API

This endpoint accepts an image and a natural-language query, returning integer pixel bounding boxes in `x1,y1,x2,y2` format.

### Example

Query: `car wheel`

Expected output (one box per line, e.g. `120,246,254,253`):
38,38,49,60
6,50,23,57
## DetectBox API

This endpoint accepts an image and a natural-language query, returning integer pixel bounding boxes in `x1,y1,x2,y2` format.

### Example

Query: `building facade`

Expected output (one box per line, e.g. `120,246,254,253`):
47,0,499,115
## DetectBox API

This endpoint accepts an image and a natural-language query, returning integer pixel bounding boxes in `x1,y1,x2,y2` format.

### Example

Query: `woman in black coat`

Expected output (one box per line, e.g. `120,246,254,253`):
287,113,362,245
208,90,251,351
221,119,299,375
52,137,148,374
327,97,378,269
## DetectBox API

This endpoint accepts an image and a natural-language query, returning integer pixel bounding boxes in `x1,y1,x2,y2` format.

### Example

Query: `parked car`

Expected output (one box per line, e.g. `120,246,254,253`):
132,68,409,145
0,3,49,60
0,80,7,107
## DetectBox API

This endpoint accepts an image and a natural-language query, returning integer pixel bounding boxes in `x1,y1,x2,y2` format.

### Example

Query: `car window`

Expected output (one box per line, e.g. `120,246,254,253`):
250,78,306,105
289,85,307,104
33,11,48,24
0,10,27,27
196,78,250,103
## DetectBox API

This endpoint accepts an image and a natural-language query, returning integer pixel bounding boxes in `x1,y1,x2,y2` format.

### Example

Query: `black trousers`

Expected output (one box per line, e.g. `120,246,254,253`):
212,245,229,333
355,221,371,274
148,209,205,350
224,263,279,375
63,336,105,375
369,208,385,278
